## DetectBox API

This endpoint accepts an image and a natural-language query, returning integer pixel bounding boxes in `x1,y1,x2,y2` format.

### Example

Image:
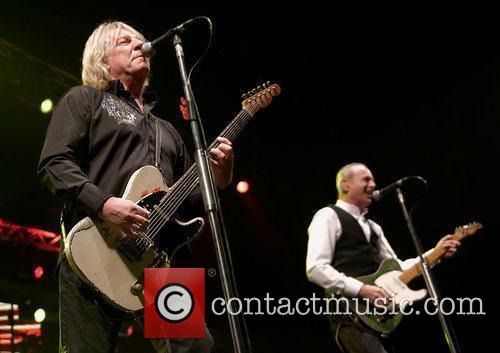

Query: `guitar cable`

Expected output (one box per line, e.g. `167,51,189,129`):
185,16,213,147
334,323,347,353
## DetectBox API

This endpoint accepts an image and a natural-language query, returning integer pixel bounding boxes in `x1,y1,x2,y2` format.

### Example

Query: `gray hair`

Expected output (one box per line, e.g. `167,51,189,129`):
335,162,367,196
82,21,149,91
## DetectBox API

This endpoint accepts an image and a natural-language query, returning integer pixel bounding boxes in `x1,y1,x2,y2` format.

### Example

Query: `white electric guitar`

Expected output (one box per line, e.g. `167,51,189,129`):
330,222,482,334
64,83,281,312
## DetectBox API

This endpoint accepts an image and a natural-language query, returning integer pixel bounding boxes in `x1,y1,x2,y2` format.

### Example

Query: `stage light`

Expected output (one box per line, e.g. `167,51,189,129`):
33,265,44,279
34,308,45,323
40,99,53,113
236,181,250,194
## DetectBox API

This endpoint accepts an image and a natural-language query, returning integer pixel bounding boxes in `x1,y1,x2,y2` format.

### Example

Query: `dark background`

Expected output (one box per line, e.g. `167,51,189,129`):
0,2,497,352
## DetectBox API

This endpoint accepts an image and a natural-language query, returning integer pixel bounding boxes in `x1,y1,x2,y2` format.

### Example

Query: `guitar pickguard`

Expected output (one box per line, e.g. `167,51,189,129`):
65,166,205,312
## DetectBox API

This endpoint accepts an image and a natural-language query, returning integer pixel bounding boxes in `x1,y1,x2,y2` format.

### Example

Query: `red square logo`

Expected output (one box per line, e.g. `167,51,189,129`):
144,268,205,338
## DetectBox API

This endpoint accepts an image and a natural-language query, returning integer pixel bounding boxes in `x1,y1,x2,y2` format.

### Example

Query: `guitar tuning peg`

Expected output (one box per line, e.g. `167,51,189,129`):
241,93,248,100
257,85,263,91
266,81,271,87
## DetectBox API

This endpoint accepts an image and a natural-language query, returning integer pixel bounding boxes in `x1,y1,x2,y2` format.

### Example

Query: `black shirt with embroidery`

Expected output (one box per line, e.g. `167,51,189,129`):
38,80,199,231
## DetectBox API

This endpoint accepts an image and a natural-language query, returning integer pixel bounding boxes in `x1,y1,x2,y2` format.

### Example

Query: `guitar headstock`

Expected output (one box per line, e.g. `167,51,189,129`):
454,222,483,239
241,82,281,116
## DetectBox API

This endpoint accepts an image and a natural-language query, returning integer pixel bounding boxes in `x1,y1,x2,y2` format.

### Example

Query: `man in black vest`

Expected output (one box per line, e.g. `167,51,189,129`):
306,163,460,353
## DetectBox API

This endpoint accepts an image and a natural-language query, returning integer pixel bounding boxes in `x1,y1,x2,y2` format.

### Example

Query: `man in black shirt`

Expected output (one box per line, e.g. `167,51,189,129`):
38,21,233,353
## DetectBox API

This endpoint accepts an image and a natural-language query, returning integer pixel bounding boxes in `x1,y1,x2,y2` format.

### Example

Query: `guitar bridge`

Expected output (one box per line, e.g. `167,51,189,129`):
129,251,170,297
149,251,170,268
117,239,143,262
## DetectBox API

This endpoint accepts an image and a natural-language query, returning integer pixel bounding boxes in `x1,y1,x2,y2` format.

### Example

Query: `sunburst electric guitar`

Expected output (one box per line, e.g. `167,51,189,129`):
65,83,281,312
330,222,482,335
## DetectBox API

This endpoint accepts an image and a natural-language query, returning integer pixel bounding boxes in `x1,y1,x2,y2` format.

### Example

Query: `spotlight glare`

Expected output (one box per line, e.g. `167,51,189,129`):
34,265,44,279
236,181,250,194
40,99,53,113
34,308,46,323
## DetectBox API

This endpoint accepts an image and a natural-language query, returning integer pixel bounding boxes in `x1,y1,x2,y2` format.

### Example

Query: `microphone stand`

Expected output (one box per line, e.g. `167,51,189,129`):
171,34,248,353
395,188,460,353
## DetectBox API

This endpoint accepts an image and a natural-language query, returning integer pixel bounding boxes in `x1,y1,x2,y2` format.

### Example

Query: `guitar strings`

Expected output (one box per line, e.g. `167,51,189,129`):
143,109,255,241
148,109,254,223
143,107,254,243
146,91,271,234
140,87,274,239
142,103,257,235
143,86,278,244
131,101,258,250
142,113,246,239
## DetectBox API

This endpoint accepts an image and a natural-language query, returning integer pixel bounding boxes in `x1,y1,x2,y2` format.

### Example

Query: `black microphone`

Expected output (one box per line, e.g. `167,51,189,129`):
371,176,412,202
141,18,199,57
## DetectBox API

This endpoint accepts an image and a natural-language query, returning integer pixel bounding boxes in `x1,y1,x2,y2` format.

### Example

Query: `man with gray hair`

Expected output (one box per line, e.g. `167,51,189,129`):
306,163,460,353
38,21,233,353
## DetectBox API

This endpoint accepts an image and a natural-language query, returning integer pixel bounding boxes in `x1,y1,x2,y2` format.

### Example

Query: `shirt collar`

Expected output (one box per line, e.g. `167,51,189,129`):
107,80,157,107
335,199,369,220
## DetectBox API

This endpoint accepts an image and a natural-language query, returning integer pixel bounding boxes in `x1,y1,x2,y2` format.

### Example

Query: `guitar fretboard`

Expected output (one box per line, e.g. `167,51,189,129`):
399,224,481,284
146,106,255,242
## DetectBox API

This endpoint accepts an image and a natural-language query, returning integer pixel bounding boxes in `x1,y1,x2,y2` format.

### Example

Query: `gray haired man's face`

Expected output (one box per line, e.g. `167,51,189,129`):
107,29,149,82
344,166,376,210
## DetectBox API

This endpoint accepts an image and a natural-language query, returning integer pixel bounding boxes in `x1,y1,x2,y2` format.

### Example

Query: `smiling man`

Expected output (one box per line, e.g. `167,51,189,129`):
306,163,460,353
38,21,232,353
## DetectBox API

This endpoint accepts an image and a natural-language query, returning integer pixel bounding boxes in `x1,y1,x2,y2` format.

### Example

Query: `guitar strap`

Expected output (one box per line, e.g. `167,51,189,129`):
366,219,398,262
366,220,382,265
60,209,67,244
155,118,161,169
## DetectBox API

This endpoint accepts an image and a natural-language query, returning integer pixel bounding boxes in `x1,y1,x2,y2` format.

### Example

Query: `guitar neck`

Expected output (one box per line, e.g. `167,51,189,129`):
208,108,254,150
398,247,445,284
399,231,466,284
183,105,254,186
146,82,281,242
156,106,255,221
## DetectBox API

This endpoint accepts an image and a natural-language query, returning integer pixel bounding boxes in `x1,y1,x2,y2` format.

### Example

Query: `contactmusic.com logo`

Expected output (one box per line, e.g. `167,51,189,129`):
144,268,205,338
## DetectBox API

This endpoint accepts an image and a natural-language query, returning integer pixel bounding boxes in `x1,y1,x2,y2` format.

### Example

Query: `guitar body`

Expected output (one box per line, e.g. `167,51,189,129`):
329,222,482,335
63,83,282,313
336,259,427,335
65,166,204,312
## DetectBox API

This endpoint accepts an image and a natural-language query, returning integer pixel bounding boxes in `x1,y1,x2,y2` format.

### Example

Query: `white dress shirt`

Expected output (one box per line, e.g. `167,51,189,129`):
306,199,431,297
